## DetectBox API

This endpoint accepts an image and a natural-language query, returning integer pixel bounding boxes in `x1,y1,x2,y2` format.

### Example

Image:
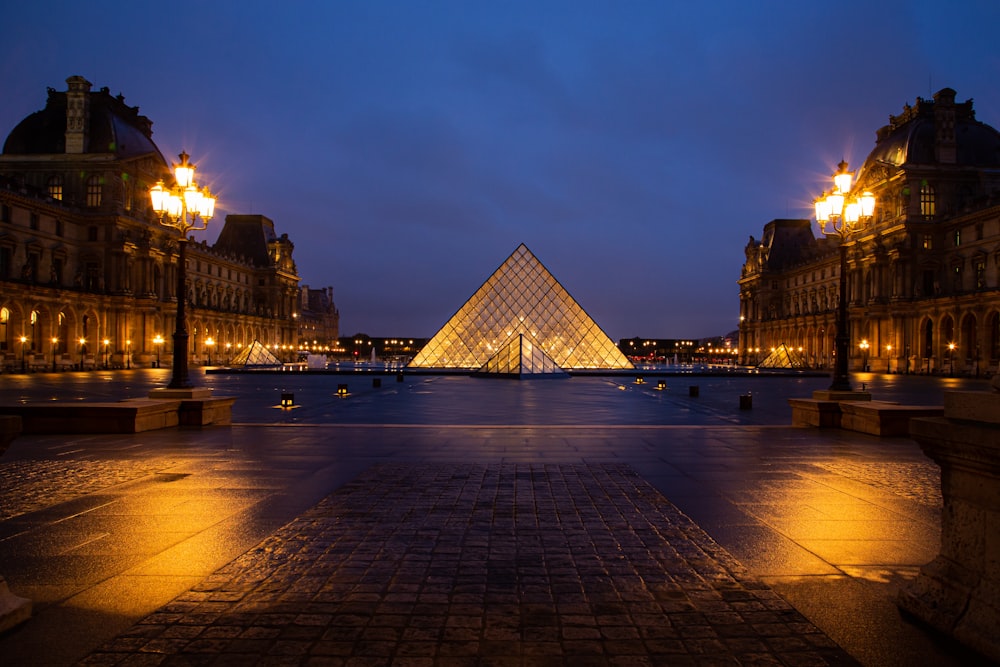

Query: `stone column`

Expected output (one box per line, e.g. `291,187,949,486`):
899,387,1000,662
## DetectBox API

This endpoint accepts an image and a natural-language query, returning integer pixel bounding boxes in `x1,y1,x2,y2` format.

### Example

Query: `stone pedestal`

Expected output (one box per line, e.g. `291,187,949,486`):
899,390,1000,662
0,416,31,632
0,576,31,633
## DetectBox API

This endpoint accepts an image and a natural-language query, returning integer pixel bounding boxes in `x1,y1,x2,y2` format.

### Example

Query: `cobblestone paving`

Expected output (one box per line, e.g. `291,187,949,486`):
0,459,171,521
82,463,855,666
814,461,942,508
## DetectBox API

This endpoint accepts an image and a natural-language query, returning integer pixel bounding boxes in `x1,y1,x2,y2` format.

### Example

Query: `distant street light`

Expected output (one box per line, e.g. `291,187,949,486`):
948,342,956,376
126,339,132,369
51,337,58,372
859,339,870,372
205,337,215,366
103,338,110,369
153,334,164,368
814,160,876,392
19,335,27,373
150,151,216,389
78,337,86,370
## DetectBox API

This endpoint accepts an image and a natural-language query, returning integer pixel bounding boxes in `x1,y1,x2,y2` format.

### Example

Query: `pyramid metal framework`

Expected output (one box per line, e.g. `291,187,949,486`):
408,244,633,372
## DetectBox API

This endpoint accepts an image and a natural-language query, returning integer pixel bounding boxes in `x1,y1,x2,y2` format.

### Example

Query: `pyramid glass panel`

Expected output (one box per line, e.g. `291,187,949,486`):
409,244,633,371
231,340,282,367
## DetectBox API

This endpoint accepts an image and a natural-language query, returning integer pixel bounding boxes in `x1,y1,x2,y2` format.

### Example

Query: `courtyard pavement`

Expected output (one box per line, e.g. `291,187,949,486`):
0,370,994,665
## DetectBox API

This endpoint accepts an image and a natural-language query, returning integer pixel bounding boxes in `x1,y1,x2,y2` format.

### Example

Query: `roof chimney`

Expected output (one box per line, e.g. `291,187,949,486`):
64,75,92,154
933,88,957,164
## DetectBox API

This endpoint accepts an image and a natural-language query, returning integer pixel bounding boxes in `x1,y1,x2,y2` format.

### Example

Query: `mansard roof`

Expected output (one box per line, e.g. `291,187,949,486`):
3,76,163,160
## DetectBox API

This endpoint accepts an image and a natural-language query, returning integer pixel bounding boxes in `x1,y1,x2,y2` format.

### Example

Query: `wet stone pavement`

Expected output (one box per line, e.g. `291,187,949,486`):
82,462,853,666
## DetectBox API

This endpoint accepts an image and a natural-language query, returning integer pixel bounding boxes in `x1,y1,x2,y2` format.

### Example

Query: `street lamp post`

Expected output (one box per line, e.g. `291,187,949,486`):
859,339,869,372
125,339,131,369
150,152,216,390
19,336,27,373
205,337,214,366
886,344,893,373
948,342,956,376
153,334,164,368
78,337,86,371
103,338,110,369
51,337,58,372
814,160,876,392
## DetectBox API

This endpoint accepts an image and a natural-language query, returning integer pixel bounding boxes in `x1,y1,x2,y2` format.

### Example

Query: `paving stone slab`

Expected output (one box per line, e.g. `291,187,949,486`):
81,463,856,665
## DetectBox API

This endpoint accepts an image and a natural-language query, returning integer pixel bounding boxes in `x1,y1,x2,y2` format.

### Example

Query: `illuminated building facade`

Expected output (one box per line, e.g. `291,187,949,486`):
739,89,1000,375
0,76,320,369
408,244,632,373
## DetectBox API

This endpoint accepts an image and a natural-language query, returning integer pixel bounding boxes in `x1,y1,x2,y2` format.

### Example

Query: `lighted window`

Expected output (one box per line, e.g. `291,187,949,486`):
920,183,935,218
86,175,102,207
977,261,987,289
0,307,7,351
954,229,961,246
922,234,932,250
47,176,63,201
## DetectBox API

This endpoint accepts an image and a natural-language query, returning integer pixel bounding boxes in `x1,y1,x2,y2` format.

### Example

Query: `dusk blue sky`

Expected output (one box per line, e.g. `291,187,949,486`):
3,1,999,339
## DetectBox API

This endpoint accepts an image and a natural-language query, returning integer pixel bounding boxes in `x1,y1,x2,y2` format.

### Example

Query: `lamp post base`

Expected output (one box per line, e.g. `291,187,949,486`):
148,387,214,400
811,389,872,402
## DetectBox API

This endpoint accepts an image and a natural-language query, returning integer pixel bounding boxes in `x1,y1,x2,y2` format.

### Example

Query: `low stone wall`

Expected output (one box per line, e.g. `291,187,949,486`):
0,400,181,434
789,395,942,436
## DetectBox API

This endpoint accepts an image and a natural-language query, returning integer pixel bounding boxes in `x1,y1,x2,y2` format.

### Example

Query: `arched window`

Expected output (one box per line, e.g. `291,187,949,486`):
86,175,102,207
47,176,63,201
920,182,935,218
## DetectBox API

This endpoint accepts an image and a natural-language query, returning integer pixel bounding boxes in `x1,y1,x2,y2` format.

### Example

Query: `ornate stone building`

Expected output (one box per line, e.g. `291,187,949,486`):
739,89,1000,375
0,75,336,370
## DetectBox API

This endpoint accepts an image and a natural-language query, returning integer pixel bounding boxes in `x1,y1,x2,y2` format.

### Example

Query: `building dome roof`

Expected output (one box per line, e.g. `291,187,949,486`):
858,88,1000,183
2,76,165,161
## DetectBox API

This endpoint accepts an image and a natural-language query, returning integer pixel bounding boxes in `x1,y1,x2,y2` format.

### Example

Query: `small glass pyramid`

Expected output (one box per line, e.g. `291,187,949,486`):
474,333,569,378
230,340,282,367
757,344,808,369
408,244,633,372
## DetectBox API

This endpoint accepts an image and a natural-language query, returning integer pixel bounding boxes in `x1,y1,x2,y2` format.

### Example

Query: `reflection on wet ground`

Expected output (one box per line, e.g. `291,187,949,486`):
0,368,988,425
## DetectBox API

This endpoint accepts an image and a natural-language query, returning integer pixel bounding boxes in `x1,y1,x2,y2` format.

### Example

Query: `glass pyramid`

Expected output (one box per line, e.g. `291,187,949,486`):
474,333,569,378
408,244,633,372
757,343,808,369
230,340,282,367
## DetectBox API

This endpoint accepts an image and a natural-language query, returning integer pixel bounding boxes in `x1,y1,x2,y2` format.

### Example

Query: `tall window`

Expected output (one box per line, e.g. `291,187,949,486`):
86,175,102,207
977,261,987,289
991,313,1000,361
47,176,63,201
920,182,936,218
0,246,10,279
31,310,40,352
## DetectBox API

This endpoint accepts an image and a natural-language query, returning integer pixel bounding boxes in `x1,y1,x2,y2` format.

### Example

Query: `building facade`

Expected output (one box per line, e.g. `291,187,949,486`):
0,75,336,370
739,89,1000,375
